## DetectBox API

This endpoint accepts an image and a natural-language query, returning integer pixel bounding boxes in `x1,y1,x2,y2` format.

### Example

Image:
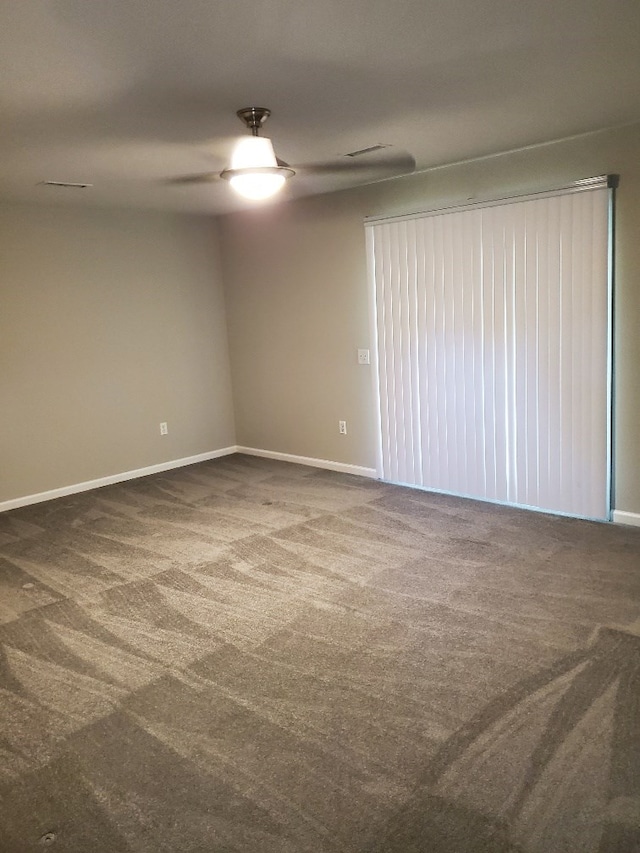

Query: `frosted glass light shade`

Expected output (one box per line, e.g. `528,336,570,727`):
229,172,287,200
231,137,278,169
221,136,294,200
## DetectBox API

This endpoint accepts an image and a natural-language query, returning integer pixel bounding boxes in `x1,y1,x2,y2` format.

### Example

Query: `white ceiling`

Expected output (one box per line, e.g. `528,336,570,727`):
2,0,640,215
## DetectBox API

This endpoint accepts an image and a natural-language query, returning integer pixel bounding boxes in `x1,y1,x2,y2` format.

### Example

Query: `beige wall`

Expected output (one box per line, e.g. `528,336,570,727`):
220,196,376,468
220,123,640,515
0,203,235,503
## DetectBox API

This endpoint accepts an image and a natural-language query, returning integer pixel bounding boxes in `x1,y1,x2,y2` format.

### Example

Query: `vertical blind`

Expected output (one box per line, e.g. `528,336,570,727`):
366,180,612,519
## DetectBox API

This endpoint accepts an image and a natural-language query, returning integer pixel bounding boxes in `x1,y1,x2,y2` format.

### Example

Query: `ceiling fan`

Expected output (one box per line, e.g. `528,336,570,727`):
167,107,416,201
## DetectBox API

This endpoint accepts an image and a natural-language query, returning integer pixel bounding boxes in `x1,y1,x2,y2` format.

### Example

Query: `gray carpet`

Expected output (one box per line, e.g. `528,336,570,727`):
1,454,639,853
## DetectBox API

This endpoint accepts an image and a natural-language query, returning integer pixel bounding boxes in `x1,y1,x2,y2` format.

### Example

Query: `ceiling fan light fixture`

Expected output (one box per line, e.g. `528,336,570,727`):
220,108,294,200
230,136,278,170
228,170,288,200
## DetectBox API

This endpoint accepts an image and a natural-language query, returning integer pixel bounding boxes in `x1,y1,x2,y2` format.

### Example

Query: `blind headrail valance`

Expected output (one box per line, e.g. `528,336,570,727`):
364,174,618,227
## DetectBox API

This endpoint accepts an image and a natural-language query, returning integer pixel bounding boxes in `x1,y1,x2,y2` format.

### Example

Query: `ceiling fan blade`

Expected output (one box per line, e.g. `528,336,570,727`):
297,148,416,178
162,135,250,185
164,172,221,185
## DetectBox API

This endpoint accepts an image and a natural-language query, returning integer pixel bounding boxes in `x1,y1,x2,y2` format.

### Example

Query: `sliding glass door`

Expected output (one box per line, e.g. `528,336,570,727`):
366,178,613,519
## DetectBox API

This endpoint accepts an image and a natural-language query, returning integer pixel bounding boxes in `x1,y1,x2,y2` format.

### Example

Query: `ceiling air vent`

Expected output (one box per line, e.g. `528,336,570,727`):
344,144,390,158
38,181,93,189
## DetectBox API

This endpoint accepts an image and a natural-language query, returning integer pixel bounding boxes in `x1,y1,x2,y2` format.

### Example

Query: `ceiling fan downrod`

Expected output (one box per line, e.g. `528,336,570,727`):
236,107,271,136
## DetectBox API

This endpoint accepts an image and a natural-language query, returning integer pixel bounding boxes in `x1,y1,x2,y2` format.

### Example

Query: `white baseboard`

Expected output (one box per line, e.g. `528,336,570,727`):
612,510,640,527
0,446,238,513
236,446,377,479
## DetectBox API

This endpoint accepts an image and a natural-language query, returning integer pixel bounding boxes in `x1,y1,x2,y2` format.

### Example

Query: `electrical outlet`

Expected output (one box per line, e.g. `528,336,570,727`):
159,422,168,435
339,420,347,434
358,348,370,365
